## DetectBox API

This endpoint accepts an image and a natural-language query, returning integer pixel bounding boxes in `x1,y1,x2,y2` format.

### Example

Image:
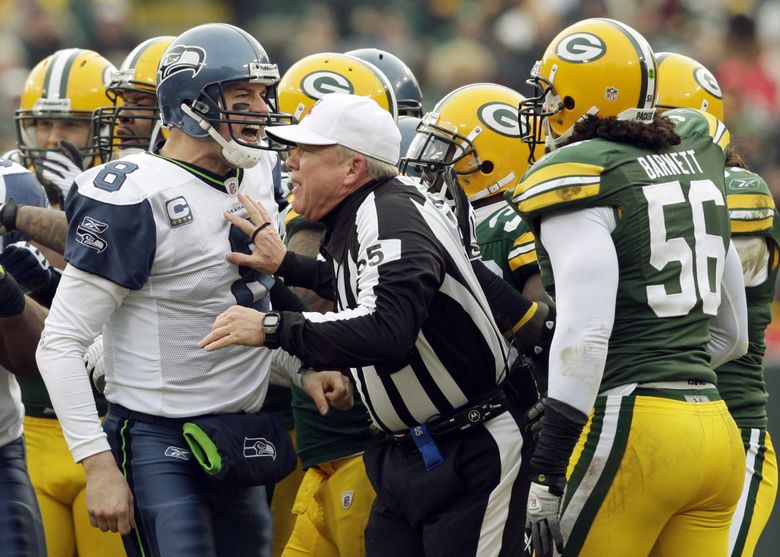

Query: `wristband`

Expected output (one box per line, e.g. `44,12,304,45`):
529,397,588,478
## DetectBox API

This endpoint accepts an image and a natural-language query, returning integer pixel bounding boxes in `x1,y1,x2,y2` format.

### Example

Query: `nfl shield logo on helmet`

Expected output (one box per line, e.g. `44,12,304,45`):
605,87,619,102
341,490,354,509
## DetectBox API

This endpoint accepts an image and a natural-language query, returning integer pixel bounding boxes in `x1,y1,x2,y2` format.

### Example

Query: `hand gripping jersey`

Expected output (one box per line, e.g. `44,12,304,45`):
64,152,279,416
716,167,779,429
514,108,732,390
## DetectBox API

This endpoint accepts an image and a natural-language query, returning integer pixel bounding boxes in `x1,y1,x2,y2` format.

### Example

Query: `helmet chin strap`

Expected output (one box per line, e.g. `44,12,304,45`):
180,103,263,169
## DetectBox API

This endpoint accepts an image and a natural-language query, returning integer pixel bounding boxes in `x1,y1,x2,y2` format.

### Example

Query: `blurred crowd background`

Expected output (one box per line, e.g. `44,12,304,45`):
1,0,778,180
0,0,778,552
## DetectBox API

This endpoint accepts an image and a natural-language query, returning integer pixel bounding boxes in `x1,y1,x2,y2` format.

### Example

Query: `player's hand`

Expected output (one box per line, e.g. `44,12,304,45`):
84,335,106,393
0,241,59,293
300,370,354,415
199,305,265,351
526,474,566,557
526,399,545,442
82,451,136,535
0,197,18,236
34,141,84,204
224,192,287,274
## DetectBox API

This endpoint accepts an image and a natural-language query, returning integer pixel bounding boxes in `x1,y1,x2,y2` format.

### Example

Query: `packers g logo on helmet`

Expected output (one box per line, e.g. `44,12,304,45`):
555,33,607,63
694,67,722,99
477,102,521,138
300,71,355,100
278,52,397,123
159,45,206,81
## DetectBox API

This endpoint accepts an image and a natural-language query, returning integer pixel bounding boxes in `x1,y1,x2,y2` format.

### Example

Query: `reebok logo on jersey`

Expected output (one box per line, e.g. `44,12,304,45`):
164,446,192,460
243,437,276,459
166,197,193,227
80,216,108,234
76,217,108,253
342,491,354,509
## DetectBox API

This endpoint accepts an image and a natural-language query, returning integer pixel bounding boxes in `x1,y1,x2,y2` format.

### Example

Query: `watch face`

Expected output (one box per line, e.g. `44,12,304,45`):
264,314,280,328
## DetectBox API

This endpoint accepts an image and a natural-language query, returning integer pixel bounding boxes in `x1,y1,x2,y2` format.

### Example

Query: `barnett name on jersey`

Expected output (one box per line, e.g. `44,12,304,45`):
64,152,280,417
513,108,732,391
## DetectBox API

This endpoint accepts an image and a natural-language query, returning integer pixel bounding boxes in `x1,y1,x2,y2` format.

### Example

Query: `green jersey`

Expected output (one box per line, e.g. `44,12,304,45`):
515,108,731,391
476,203,540,293
715,167,779,428
283,207,381,468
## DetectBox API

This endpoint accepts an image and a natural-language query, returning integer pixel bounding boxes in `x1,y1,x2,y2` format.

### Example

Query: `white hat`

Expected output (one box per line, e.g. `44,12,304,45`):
265,93,401,165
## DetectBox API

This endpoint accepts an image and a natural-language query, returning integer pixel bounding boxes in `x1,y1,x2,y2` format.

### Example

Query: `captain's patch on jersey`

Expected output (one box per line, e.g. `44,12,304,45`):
166,196,193,227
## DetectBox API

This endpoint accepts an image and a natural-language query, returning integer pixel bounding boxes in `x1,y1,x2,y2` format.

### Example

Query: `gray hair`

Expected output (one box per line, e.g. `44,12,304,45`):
335,145,399,181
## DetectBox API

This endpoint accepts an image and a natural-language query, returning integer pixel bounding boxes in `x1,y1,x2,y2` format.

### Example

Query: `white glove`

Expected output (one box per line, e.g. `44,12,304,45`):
526,479,565,557
34,142,84,203
84,334,106,393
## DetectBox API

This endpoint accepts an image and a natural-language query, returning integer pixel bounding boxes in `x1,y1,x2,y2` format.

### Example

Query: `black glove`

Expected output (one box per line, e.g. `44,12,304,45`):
0,241,61,307
0,265,25,317
0,197,18,236
0,241,57,292
526,473,566,557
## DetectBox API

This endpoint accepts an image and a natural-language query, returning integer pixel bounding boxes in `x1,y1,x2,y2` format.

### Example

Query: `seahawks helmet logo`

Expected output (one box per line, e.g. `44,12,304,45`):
694,67,722,99
478,102,522,138
158,45,206,81
556,33,606,63
300,71,354,100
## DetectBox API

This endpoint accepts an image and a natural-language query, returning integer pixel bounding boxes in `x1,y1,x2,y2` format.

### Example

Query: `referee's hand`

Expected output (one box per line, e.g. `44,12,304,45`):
224,192,287,274
199,305,265,351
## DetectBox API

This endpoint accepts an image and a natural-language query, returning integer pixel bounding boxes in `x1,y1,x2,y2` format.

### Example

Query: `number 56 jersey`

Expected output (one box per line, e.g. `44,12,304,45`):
64,152,280,417
513,109,732,391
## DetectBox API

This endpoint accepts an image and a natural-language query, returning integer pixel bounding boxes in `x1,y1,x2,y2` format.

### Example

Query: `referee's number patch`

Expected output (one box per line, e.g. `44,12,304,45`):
356,239,400,275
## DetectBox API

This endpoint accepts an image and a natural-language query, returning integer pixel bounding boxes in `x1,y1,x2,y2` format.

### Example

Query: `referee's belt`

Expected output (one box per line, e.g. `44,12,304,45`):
392,389,509,453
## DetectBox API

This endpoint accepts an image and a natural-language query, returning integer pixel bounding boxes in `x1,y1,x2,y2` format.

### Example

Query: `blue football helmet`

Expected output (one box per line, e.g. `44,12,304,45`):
397,115,421,177
346,48,422,117
157,23,292,167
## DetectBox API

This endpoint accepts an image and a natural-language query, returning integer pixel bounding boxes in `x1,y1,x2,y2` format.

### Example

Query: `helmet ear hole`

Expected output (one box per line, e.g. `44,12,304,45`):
480,160,494,174
563,96,575,110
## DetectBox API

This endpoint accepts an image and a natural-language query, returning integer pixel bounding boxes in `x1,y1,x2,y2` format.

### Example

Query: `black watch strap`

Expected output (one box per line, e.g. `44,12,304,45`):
263,312,281,349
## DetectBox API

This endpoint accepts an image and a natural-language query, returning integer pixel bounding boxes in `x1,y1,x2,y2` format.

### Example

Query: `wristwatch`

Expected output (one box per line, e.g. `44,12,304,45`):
262,311,281,349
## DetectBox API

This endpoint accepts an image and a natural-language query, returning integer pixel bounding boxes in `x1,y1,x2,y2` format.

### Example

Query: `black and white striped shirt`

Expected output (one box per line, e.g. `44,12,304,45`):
277,176,509,433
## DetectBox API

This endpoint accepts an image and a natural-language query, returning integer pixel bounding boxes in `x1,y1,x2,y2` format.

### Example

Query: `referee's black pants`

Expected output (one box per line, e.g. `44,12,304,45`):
363,404,532,557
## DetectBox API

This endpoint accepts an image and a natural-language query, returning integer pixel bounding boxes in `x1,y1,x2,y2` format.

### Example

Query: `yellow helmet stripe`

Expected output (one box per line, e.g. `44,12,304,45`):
598,18,657,110
43,48,81,100
122,37,159,71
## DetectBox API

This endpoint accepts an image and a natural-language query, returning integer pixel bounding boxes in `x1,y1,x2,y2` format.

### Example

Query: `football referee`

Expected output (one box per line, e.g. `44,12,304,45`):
200,93,529,557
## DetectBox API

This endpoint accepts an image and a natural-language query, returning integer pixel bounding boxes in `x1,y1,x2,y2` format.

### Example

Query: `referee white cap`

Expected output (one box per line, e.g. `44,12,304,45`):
265,93,401,165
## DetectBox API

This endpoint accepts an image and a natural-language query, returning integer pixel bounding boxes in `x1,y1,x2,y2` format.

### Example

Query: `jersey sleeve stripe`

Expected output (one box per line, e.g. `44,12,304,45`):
702,112,730,153
730,217,774,234
515,231,536,246
508,248,538,270
518,182,601,214
515,162,604,197
726,193,775,210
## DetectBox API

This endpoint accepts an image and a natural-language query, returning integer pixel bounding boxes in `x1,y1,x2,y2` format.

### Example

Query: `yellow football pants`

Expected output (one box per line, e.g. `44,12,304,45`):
728,428,777,557
561,390,745,557
272,429,306,557
282,454,376,557
24,416,126,557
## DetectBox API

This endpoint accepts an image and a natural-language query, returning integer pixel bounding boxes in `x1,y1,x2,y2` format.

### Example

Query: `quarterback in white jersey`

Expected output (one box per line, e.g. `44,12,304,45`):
36,24,293,557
